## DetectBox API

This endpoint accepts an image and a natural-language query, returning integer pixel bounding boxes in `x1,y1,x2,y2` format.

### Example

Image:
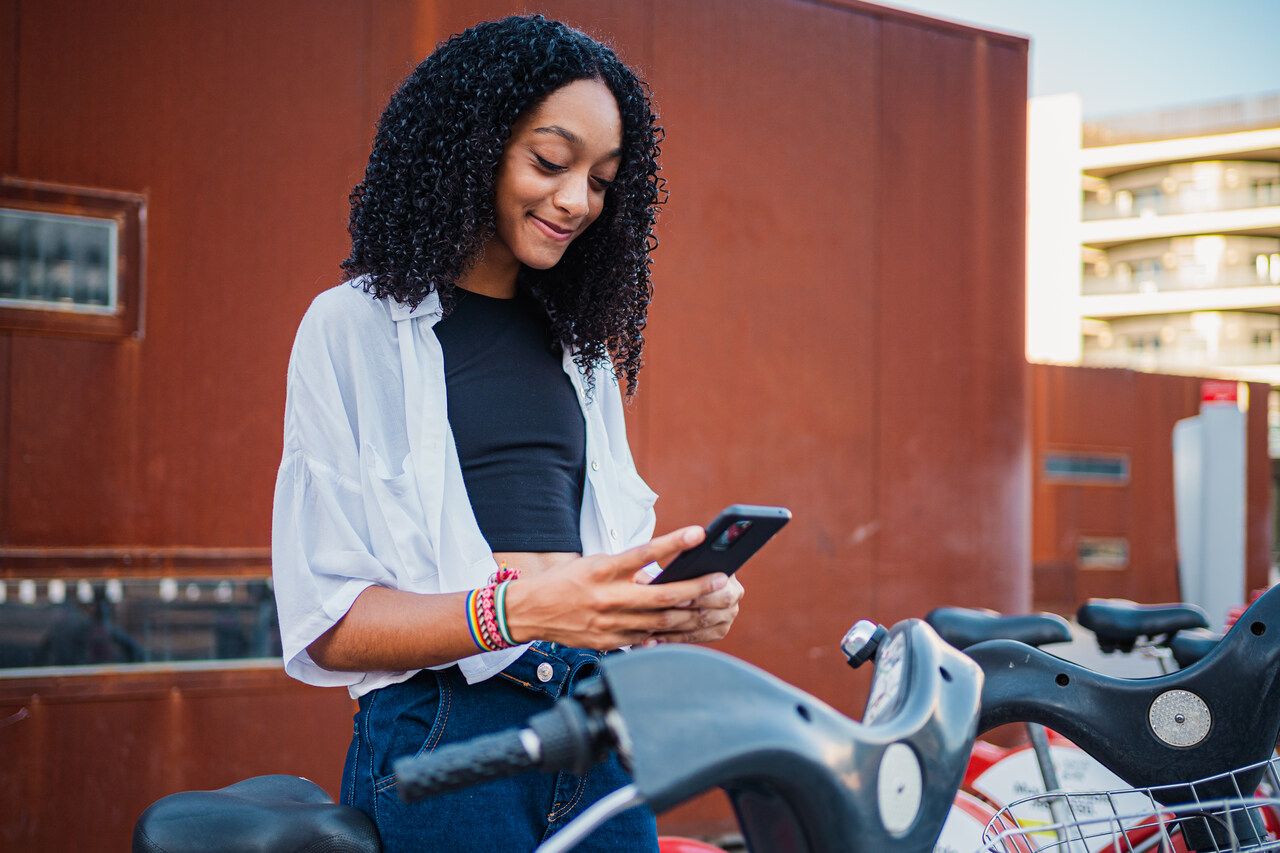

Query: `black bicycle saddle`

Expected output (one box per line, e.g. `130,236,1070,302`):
1170,628,1221,669
925,607,1071,650
1076,598,1208,652
132,774,379,853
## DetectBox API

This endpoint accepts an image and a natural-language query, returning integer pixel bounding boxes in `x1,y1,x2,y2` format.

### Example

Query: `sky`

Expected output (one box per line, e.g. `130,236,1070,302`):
888,0,1280,118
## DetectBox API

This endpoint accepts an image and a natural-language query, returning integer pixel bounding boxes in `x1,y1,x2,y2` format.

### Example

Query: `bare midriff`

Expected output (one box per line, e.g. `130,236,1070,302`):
492,550,580,580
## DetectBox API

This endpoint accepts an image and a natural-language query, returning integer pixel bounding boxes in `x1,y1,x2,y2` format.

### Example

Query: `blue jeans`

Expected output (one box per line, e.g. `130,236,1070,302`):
341,642,659,852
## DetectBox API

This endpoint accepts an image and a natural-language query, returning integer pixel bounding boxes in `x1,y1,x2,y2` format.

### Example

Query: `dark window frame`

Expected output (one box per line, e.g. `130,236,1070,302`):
0,177,146,340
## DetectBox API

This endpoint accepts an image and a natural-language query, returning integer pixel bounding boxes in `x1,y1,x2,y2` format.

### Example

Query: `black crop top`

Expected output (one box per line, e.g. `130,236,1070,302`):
432,286,586,553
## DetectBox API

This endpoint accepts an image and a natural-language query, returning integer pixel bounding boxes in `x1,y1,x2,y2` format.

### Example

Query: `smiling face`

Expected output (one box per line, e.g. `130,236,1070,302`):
489,77,624,272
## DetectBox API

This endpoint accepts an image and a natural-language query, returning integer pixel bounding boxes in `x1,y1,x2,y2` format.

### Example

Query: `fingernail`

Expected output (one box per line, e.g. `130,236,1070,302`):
712,574,728,590
682,527,700,544
642,638,658,647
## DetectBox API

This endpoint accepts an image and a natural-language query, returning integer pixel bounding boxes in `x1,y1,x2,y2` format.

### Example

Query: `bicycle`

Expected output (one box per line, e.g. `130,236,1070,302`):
967,583,1280,852
133,615,983,852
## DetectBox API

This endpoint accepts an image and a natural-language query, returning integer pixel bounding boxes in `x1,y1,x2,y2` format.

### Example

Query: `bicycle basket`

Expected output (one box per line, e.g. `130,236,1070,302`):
980,755,1280,852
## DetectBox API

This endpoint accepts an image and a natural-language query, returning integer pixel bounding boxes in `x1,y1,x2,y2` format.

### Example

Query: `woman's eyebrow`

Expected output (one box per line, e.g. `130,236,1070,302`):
533,125,622,158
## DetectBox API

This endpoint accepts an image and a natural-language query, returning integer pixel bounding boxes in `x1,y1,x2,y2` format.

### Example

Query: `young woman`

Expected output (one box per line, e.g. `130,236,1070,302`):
271,15,744,852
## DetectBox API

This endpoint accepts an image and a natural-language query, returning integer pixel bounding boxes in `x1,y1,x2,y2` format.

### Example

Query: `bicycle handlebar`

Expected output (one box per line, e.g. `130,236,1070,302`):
395,726,538,801
395,692,611,803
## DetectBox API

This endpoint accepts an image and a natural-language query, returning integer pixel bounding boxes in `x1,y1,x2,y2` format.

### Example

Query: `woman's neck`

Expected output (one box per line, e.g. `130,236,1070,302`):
457,238,520,299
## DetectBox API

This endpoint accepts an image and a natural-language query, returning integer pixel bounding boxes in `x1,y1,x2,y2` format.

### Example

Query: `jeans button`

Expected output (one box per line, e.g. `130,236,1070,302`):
537,662,554,683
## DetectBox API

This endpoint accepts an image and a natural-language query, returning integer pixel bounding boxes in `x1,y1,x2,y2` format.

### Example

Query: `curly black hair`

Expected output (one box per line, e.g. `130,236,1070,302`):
341,15,665,397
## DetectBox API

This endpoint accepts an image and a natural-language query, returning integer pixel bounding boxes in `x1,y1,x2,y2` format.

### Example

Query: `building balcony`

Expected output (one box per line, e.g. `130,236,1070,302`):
1084,186,1280,221
1080,286,1280,319
1083,265,1278,296
1081,343,1280,380
1079,205,1280,247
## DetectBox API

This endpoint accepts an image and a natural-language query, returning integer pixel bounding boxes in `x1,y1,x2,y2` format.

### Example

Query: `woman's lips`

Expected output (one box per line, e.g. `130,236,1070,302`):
530,214,575,242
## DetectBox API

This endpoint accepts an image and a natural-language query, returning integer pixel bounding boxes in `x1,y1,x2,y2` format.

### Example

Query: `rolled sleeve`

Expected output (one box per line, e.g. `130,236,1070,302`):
272,450,399,688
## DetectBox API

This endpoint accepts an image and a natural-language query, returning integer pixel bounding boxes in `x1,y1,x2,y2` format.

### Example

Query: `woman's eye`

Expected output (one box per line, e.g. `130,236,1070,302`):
591,176,614,190
534,154,567,172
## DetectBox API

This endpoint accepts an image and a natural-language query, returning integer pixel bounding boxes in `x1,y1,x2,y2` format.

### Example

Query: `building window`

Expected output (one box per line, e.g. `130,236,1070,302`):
0,210,117,311
1043,452,1131,485
0,178,145,339
1255,178,1280,207
0,576,281,673
1077,536,1129,570
1132,185,1162,216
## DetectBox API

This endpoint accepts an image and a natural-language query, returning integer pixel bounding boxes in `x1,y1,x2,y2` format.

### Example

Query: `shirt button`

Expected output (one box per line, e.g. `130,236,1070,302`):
536,662,554,683
609,529,618,540
590,460,600,471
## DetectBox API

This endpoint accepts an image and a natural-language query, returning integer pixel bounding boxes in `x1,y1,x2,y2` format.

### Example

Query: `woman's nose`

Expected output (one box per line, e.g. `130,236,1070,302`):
553,175,590,218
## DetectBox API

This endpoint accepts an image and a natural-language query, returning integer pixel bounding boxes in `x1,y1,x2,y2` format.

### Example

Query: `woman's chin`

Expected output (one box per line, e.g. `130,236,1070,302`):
518,249,570,270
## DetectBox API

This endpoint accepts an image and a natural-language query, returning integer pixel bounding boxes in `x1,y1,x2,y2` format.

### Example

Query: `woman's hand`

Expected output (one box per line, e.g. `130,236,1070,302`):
640,574,744,646
504,526,731,650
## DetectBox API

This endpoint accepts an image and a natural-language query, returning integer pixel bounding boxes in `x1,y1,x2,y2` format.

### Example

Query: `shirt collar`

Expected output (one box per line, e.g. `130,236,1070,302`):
388,288,443,323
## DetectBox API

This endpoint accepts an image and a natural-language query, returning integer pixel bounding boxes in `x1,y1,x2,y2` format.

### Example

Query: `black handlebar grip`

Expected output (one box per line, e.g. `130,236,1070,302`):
394,728,536,803
527,699,598,776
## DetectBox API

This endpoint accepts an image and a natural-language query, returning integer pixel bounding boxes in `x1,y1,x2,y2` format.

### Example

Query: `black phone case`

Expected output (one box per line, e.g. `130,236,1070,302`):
650,504,791,584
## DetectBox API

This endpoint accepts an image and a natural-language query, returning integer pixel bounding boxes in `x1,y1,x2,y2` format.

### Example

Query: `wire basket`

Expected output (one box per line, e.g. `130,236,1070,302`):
980,755,1280,853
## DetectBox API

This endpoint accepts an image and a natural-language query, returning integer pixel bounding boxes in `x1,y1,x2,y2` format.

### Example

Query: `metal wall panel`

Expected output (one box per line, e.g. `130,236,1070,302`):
0,669,354,850
1,0,1031,844
1031,364,1271,612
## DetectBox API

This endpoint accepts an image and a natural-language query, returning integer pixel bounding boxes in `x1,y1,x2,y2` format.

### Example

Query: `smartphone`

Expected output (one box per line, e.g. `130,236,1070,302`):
650,504,791,584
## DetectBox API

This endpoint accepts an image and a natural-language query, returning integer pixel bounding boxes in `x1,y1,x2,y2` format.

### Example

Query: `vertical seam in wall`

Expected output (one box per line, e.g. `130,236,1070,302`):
0,336,9,541
7,0,19,172
972,35,992,604
362,0,373,149
640,0,655,469
1,1,18,540
870,16,884,617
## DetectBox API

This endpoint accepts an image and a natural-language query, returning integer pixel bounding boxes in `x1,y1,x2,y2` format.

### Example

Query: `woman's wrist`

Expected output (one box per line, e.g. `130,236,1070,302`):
502,578,547,646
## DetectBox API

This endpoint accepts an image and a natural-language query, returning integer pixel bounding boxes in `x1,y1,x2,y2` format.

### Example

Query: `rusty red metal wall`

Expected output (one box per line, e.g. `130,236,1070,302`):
1031,364,1271,613
0,2,415,849
1,668,355,850
1,0,1030,845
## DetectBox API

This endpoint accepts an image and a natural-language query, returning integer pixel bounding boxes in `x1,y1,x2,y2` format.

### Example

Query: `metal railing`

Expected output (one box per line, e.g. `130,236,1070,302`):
1083,342,1280,371
1082,266,1279,296
1083,186,1280,221
1082,91,1280,147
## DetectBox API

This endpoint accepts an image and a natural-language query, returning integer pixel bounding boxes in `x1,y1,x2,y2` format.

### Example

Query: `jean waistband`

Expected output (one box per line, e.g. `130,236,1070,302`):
496,641,615,701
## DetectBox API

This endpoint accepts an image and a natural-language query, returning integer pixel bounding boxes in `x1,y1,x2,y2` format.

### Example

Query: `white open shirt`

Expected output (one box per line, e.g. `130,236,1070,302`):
271,279,659,698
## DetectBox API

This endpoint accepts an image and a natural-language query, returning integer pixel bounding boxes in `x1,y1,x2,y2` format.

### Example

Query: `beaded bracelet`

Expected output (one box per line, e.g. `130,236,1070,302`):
466,564,521,652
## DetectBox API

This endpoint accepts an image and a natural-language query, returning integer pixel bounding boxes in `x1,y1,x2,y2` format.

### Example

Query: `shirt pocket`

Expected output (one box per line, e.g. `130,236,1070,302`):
362,442,438,584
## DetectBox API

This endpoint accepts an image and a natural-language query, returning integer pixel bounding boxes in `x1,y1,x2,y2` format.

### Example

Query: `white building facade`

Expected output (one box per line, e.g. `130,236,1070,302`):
1028,92,1280,452
1029,94,1280,377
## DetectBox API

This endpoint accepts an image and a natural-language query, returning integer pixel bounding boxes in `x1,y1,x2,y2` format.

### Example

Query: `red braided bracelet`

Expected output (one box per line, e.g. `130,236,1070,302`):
490,560,521,584
466,562,524,653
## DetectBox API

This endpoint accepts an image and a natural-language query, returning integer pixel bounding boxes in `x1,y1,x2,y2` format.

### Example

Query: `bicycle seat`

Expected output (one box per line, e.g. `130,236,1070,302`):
1075,599,1209,652
1170,628,1221,669
132,774,379,853
924,607,1071,650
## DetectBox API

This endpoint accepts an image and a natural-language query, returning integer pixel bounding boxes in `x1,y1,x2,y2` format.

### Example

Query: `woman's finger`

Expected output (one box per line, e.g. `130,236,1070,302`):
600,525,706,580
685,584,741,610
601,608,704,634
646,624,733,645
628,572,727,610
645,603,739,645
